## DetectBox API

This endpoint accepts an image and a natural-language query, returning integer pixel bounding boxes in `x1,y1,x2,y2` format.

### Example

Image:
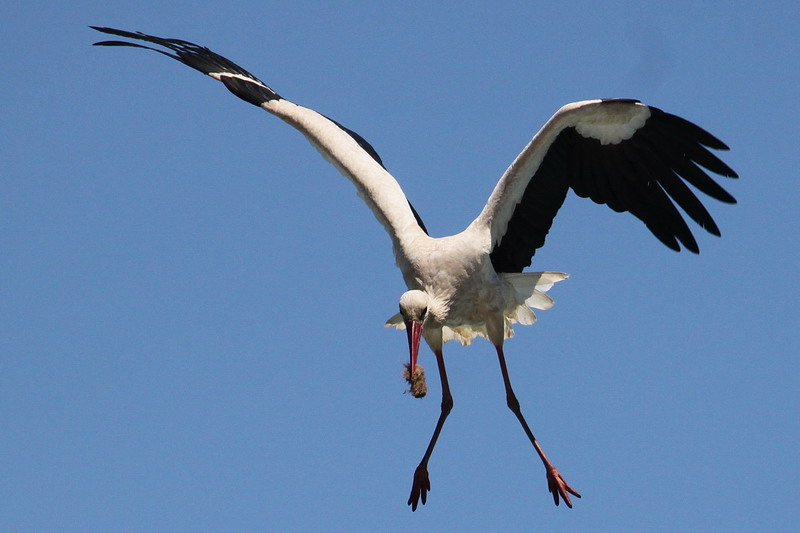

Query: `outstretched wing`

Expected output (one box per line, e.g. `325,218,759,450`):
91,26,428,241
475,99,737,273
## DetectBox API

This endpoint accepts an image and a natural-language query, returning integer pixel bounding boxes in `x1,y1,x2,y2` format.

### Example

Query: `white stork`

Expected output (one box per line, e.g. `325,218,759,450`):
92,27,737,510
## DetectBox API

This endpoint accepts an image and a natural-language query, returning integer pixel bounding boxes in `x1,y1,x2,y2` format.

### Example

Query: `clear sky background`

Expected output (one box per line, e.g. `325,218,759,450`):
3,2,798,531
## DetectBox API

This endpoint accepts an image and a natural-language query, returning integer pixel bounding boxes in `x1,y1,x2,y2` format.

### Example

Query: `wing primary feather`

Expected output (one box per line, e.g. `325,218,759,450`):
649,180,699,253
91,26,282,106
92,27,266,83
646,111,738,178
649,107,733,152
631,138,722,236
637,126,737,204
639,183,687,252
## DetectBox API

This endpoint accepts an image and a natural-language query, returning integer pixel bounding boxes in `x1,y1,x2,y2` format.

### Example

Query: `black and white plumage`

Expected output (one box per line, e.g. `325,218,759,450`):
92,26,738,511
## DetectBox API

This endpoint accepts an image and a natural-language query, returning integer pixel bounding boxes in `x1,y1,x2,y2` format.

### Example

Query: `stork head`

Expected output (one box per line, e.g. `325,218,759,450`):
398,290,429,377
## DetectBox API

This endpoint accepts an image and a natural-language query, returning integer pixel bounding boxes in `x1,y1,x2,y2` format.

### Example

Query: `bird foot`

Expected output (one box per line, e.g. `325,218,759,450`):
546,465,581,508
407,462,431,511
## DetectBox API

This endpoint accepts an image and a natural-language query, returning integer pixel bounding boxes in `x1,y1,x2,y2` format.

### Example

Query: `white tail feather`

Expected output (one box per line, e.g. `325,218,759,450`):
504,271,568,329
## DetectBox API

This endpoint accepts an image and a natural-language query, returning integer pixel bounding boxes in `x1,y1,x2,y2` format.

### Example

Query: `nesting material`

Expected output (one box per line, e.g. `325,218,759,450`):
403,363,427,398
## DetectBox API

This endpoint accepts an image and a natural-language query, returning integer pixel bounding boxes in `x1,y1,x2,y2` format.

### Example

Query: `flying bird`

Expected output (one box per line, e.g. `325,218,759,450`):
92,26,738,510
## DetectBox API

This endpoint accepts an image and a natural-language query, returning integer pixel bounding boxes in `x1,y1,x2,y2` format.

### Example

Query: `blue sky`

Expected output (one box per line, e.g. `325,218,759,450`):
3,2,798,531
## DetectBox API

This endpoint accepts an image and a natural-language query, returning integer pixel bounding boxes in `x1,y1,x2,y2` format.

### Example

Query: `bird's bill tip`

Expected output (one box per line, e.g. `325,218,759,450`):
405,319,423,374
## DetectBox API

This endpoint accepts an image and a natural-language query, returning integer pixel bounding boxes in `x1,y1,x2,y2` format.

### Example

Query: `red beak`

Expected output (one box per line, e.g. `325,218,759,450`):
405,319,423,373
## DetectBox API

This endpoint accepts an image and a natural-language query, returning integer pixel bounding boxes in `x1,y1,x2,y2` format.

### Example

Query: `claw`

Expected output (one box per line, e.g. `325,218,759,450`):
408,463,431,511
546,466,581,508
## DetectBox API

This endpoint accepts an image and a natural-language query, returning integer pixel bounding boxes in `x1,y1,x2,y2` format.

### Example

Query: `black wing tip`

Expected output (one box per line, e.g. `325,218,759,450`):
723,168,740,179
90,25,117,33
92,40,141,48
90,26,155,45
90,24,114,34
649,105,736,153
91,26,144,47
659,232,702,254
703,218,722,237
91,25,283,105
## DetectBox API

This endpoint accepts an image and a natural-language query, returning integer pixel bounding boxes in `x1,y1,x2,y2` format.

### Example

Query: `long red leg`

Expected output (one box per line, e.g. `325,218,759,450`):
407,349,453,511
495,344,581,507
